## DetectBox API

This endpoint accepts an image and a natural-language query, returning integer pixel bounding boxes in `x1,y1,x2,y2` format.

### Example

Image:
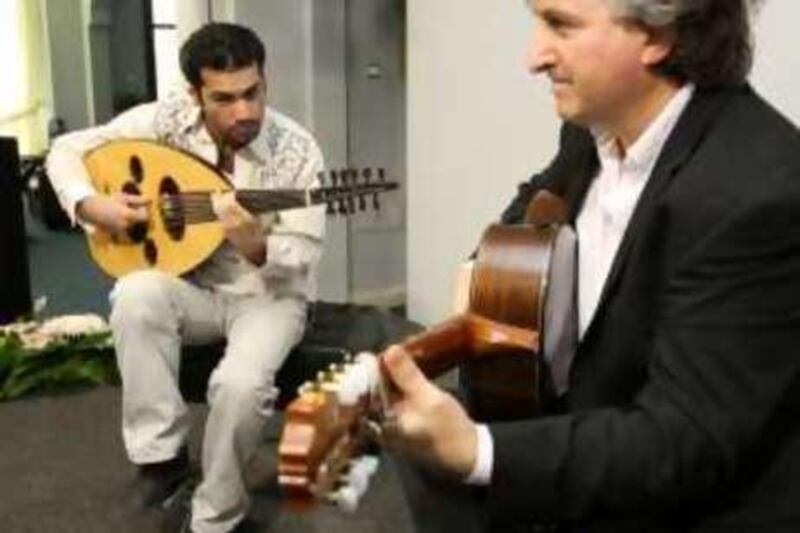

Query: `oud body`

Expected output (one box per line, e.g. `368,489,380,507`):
82,140,396,279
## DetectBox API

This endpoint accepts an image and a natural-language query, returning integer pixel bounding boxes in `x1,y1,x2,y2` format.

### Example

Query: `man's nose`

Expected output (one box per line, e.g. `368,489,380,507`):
232,98,258,120
526,28,554,75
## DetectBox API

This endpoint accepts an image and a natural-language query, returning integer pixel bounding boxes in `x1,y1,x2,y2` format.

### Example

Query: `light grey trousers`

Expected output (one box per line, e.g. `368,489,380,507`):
109,270,306,533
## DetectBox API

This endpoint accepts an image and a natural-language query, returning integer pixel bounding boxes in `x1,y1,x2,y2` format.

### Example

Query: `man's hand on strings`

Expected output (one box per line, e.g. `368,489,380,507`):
377,345,479,480
77,193,150,236
212,191,269,266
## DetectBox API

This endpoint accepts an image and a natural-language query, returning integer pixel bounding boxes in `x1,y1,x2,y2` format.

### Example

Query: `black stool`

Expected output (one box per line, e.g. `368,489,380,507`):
178,301,422,408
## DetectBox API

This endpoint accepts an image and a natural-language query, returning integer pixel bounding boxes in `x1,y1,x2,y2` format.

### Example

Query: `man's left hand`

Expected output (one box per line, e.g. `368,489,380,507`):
378,345,479,480
212,191,268,266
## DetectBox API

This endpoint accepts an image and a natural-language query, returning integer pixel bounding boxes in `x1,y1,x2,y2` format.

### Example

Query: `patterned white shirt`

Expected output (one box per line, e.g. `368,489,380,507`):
46,90,325,300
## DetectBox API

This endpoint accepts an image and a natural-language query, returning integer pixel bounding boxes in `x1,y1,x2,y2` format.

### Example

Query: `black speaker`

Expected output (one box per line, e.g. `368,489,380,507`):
0,137,32,324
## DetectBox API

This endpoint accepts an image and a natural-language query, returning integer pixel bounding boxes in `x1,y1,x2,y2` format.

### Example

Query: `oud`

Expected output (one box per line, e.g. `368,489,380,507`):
82,140,397,279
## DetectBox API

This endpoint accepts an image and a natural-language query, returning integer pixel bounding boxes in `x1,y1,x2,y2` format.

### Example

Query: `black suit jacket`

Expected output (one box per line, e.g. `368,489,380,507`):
488,85,800,531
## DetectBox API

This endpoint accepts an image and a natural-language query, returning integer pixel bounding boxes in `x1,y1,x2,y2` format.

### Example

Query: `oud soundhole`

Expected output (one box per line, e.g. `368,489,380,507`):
121,181,140,196
129,156,144,183
127,222,148,243
159,176,185,241
143,238,158,266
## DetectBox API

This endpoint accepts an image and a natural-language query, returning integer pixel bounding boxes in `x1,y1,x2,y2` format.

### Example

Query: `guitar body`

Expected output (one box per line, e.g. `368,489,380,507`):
276,192,577,506
461,223,558,420
84,140,229,279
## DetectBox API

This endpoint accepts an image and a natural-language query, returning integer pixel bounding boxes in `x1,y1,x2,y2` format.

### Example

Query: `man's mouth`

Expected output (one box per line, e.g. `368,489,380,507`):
228,121,261,145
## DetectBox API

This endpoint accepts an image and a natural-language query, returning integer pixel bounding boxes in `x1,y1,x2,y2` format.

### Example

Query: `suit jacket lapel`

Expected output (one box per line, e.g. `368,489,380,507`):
583,86,739,338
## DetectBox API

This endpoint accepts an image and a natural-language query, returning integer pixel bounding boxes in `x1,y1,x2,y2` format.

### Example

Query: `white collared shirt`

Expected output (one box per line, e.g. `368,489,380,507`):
466,84,695,486
46,89,325,300
577,85,694,337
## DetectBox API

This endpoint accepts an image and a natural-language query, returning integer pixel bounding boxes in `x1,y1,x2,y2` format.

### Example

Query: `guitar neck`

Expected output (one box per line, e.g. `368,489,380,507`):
400,313,539,379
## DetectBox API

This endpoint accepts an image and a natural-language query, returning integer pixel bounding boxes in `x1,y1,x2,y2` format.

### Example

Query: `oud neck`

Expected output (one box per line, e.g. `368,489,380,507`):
399,313,539,379
234,189,309,215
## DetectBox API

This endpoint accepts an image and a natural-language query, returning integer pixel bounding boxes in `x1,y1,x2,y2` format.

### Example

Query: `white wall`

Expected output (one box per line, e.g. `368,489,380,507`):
407,0,800,326
751,0,800,126
45,0,93,131
407,0,559,325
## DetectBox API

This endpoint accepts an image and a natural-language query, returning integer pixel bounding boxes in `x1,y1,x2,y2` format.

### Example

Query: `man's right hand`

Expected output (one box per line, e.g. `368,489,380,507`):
76,193,150,235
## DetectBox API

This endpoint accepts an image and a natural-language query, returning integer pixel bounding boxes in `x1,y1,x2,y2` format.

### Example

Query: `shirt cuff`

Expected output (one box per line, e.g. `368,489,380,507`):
464,423,493,485
61,182,97,227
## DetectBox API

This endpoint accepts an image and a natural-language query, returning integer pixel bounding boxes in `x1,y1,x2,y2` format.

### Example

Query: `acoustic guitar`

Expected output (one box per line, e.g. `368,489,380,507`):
82,140,398,279
277,191,577,511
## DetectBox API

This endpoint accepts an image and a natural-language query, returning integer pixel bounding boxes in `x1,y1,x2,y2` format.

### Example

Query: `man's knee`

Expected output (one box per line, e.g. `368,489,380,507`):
110,271,175,327
207,369,279,418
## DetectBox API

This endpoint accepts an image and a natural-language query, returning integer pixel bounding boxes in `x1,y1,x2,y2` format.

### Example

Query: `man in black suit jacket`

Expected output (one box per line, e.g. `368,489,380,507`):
381,0,800,531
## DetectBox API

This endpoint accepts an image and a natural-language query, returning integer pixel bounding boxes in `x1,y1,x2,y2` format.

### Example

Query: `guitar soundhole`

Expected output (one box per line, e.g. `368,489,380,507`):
143,238,158,266
159,176,185,241
129,156,144,183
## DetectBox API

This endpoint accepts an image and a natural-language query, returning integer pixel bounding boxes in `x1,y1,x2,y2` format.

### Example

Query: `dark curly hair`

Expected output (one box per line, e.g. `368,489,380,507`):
179,23,266,88
611,0,755,88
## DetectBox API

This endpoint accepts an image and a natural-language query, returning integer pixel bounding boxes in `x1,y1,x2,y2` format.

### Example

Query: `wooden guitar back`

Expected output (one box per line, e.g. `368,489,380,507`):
463,190,575,420
83,140,229,278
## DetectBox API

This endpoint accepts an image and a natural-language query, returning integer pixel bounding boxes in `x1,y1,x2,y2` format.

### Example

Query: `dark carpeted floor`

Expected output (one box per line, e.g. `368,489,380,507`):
3,204,417,532
0,386,415,533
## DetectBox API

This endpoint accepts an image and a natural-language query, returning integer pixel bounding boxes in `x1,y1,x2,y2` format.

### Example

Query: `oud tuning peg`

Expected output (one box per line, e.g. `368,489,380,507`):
362,167,372,184
372,193,380,211
330,170,339,188
358,195,367,211
338,198,348,215
317,171,326,186
327,201,336,215
378,167,386,183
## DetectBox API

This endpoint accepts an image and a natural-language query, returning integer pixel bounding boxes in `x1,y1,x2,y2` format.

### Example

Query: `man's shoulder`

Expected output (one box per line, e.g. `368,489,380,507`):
259,108,322,164
150,90,201,143
264,108,319,146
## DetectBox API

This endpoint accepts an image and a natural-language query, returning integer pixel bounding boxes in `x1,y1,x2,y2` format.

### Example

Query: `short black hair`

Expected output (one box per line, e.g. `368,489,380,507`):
179,23,266,88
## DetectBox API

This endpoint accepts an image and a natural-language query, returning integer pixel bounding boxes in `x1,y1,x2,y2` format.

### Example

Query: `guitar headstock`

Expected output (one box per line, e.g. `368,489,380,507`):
312,167,399,215
278,352,383,512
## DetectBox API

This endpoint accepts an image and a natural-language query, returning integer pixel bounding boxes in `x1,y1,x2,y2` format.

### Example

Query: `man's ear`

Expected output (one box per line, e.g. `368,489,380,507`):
188,85,202,106
640,26,675,67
